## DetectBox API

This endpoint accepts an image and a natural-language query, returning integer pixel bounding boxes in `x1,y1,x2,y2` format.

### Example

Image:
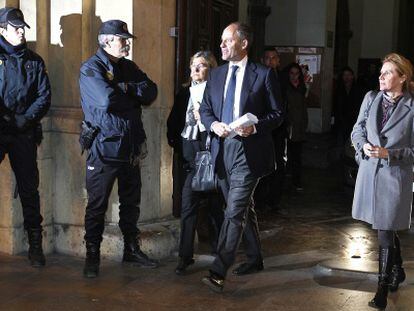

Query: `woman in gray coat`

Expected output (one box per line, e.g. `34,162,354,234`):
351,53,414,310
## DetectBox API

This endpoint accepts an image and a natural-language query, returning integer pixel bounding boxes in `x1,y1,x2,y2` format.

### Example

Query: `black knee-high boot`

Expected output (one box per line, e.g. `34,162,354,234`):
389,235,406,292
368,247,394,309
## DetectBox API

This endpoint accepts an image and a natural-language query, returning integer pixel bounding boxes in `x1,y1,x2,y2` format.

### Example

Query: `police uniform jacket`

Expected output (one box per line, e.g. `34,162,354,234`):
79,48,157,163
0,37,51,131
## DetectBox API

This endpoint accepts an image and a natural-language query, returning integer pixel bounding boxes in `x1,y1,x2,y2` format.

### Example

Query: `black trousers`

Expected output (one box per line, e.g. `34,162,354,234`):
84,159,141,244
172,151,185,218
0,132,42,229
255,128,286,208
179,167,224,259
378,230,395,248
287,140,303,187
179,137,224,259
211,138,261,278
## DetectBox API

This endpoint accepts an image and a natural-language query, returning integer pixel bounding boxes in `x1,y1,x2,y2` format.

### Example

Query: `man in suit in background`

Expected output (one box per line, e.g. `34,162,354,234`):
259,47,286,210
200,22,284,292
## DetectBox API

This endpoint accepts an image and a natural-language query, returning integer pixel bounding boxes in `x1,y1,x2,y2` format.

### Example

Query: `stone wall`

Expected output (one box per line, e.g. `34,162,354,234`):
0,0,179,260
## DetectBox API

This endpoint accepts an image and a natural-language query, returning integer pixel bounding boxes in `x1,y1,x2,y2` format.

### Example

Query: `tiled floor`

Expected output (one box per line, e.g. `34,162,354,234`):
1,165,413,310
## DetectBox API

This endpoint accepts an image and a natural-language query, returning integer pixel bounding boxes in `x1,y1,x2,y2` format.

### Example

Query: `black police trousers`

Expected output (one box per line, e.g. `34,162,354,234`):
211,138,262,278
84,159,141,244
0,132,42,229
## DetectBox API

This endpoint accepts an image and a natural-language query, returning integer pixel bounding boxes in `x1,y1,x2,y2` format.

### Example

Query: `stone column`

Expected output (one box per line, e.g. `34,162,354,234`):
0,0,20,253
81,0,95,61
5,0,19,7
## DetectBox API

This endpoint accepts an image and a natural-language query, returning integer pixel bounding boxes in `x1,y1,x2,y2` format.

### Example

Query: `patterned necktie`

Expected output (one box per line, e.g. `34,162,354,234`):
222,65,239,124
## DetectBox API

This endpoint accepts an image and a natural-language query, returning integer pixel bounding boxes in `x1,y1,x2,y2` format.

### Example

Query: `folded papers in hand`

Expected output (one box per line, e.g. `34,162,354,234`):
227,113,258,138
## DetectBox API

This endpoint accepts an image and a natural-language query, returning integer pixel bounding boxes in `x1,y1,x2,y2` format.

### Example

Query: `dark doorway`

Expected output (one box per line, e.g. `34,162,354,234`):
397,0,414,63
334,0,352,74
175,0,239,90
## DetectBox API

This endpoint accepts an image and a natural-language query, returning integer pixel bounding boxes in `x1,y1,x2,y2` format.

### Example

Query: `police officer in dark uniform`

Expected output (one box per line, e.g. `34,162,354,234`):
0,7,51,267
79,20,158,278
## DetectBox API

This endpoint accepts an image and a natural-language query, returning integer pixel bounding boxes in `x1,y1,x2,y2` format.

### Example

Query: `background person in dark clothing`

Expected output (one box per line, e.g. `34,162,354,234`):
79,20,158,278
334,66,364,145
168,51,224,275
254,47,285,211
282,62,308,191
0,7,51,267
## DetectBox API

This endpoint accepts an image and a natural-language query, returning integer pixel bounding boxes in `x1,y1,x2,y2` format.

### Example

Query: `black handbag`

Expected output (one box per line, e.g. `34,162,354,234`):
191,135,217,192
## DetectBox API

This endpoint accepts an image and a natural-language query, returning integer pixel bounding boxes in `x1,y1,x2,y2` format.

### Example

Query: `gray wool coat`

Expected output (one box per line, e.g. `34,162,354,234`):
351,90,414,230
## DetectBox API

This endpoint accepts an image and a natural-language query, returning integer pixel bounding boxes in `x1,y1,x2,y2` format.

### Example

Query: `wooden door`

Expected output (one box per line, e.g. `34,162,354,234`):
175,0,239,90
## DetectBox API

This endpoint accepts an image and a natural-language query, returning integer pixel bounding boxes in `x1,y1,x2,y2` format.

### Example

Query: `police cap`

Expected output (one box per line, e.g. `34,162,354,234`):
0,7,30,29
98,20,135,39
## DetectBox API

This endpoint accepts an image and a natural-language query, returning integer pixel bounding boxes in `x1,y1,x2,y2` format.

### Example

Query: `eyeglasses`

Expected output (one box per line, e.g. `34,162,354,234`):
190,63,208,70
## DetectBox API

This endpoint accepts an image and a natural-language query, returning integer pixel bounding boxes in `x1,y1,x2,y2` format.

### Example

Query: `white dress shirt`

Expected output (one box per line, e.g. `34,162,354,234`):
223,55,248,120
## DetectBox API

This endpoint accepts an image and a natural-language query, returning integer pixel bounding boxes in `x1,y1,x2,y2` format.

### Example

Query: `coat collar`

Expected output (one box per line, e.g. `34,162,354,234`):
96,48,119,72
381,91,413,133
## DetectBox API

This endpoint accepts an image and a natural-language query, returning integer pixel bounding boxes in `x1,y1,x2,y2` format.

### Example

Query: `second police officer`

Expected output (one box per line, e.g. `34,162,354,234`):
0,7,51,267
79,20,158,278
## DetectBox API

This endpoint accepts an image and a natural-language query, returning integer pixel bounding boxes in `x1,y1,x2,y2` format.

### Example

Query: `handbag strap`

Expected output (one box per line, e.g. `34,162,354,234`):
363,91,379,124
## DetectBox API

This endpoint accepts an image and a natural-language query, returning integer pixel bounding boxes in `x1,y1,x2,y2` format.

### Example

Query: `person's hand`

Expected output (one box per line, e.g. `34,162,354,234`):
14,114,29,131
212,122,231,138
118,82,128,93
193,109,200,121
235,125,254,137
363,143,389,159
138,140,148,160
369,146,389,159
363,143,373,156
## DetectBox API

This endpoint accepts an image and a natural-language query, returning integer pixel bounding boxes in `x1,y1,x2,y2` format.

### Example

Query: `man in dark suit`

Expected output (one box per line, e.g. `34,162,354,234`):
255,47,286,211
200,22,284,292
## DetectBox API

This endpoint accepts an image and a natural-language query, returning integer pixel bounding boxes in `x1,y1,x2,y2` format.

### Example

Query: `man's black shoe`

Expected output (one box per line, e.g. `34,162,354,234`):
83,259,99,278
175,258,195,275
123,250,158,268
232,262,264,275
123,235,159,268
201,274,224,293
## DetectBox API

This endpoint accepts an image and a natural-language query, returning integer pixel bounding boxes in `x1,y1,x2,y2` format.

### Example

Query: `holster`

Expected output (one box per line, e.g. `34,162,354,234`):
79,120,100,154
34,123,43,146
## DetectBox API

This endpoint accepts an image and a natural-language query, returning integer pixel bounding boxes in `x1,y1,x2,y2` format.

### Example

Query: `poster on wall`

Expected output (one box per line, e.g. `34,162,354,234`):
298,47,317,54
273,46,324,108
295,54,320,75
296,54,321,98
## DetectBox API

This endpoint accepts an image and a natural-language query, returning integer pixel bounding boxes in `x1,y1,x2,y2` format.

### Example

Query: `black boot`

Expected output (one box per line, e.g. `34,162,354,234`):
368,247,394,310
83,242,100,278
175,257,195,275
27,228,46,267
122,235,158,268
390,235,406,292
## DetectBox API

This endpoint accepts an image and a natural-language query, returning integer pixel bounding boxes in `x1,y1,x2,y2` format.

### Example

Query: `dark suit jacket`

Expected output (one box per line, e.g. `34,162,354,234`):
167,87,189,152
200,60,284,177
